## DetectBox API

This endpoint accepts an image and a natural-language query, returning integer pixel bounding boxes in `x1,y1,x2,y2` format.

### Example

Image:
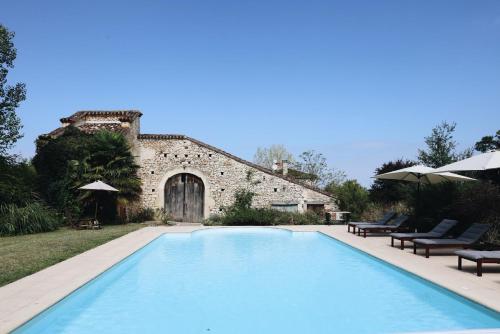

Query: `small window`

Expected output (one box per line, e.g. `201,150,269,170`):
221,188,225,192
174,154,178,158
271,204,298,212
220,172,224,175
151,171,154,174
274,188,278,192
163,153,167,157
209,154,213,158
185,154,188,158
188,161,191,164
152,189,155,192
263,176,266,180
197,154,201,158
219,207,223,212
184,146,188,149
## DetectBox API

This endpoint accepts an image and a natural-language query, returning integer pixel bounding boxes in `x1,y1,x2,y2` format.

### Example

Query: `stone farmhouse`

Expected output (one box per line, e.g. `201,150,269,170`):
45,110,336,222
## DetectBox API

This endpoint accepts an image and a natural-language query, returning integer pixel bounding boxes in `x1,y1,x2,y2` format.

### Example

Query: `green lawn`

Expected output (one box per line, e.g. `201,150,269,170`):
0,224,144,287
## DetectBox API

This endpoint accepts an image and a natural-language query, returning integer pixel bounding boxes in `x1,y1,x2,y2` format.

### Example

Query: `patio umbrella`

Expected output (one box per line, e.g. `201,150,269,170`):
375,165,477,185
374,165,476,220
435,150,500,172
78,181,119,221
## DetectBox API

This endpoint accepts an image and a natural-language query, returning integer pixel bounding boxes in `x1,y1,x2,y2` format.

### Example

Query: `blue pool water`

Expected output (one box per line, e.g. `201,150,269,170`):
15,228,500,333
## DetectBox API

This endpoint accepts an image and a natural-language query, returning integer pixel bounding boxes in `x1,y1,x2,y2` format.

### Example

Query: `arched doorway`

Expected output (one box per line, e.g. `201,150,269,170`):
164,173,205,222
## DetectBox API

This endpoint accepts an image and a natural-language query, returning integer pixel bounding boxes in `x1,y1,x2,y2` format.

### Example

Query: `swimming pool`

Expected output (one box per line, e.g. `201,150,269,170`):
14,228,500,333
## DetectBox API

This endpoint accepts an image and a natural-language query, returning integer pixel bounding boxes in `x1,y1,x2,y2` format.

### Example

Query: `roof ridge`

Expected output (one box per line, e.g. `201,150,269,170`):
60,110,142,123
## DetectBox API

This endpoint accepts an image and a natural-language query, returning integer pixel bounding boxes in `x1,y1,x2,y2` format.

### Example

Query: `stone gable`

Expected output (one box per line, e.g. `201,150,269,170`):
138,136,335,216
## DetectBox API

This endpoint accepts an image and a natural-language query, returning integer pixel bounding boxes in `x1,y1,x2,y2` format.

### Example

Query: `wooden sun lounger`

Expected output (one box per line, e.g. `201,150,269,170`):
347,211,396,233
413,224,490,258
456,250,500,277
390,219,458,250
356,215,409,238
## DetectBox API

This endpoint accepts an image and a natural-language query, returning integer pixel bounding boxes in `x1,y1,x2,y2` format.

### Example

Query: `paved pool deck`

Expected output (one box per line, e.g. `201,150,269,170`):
0,225,499,333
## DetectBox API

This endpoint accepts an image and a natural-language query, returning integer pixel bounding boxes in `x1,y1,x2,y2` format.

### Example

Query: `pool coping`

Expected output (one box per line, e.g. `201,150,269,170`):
0,225,499,333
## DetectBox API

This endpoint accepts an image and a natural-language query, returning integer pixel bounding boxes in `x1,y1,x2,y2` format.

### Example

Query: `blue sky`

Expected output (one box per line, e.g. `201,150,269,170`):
2,0,499,186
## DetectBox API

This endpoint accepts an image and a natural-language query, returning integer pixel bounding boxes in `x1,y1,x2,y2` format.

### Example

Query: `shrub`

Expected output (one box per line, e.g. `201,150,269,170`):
205,187,325,226
203,214,224,226
129,207,155,224
360,202,408,222
232,189,255,210
449,181,500,240
221,208,277,226
480,216,500,245
0,202,62,236
154,208,174,225
273,211,322,225
203,207,322,226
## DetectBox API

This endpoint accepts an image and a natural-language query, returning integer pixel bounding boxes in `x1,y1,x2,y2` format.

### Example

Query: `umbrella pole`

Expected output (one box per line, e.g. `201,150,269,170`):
416,180,421,227
94,198,98,222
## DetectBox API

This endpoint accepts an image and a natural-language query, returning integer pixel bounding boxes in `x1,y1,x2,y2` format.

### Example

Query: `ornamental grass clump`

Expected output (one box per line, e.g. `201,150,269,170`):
0,202,62,236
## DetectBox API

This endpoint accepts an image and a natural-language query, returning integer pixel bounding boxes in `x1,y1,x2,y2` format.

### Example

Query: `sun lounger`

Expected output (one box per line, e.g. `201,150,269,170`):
347,211,396,233
390,219,458,249
413,224,490,258
456,250,500,277
356,215,409,238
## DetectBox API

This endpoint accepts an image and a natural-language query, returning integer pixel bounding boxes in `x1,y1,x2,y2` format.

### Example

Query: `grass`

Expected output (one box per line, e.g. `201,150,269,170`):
0,224,144,287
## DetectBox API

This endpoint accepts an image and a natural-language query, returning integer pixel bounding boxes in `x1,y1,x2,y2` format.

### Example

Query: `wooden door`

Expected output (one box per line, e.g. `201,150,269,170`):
164,174,204,222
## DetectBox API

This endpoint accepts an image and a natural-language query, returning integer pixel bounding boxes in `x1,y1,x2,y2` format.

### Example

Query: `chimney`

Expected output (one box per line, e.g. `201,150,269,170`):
282,160,289,176
272,159,278,172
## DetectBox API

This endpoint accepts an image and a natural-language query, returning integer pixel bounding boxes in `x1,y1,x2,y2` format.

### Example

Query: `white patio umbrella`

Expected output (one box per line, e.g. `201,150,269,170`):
78,181,119,220
374,165,476,220
435,150,500,172
375,165,477,185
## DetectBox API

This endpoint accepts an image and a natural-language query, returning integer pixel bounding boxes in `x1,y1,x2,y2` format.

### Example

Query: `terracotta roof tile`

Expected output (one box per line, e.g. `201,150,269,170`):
60,110,142,123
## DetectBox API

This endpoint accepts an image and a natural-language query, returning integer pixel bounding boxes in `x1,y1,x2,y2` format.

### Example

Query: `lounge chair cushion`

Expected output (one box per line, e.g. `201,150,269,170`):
391,232,440,239
455,250,500,261
456,224,491,243
349,212,396,226
429,219,458,236
391,219,458,239
413,239,470,246
349,221,382,226
360,216,409,231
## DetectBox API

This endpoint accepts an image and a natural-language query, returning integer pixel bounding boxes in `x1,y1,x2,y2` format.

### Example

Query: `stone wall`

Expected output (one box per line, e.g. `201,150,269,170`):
137,136,336,217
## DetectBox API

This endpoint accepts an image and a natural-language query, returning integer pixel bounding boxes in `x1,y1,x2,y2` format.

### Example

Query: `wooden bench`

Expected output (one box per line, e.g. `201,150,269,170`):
77,219,101,230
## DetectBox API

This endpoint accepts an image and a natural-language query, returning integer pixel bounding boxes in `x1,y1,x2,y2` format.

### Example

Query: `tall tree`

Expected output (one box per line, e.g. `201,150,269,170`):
474,130,500,184
0,155,37,205
34,129,141,222
293,150,346,188
418,121,472,168
253,144,294,169
330,180,370,220
0,25,26,155
475,130,500,152
369,159,416,204
33,127,92,208
67,131,142,221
